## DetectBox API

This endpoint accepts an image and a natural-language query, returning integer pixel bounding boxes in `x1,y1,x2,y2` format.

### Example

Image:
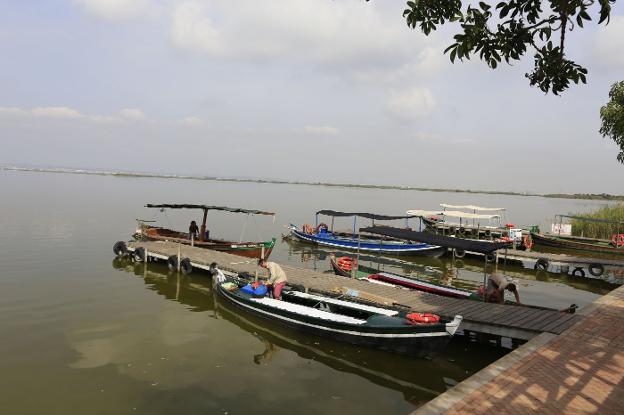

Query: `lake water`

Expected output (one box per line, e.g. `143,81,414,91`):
0,170,617,414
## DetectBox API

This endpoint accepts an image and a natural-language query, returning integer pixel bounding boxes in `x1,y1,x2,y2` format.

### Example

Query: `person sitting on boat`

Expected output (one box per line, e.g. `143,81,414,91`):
258,258,288,300
475,273,521,304
209,262,226,285
188,220,199,240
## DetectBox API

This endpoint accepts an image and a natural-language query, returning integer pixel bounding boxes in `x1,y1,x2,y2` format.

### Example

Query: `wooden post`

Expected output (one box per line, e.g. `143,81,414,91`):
191,234,194,247
483,255,487,302
145,249,149,263
200,208,208,242
261,244,265,260
177,243,181,273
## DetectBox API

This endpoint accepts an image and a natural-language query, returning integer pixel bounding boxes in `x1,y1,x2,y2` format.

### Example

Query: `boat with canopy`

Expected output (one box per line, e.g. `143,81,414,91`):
216,274,463,356
288,210,445,256
531,214,624,257
135,204,276,259
408,204,527,247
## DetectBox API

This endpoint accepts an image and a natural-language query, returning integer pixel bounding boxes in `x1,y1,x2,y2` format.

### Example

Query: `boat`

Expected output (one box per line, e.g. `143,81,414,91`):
288,210,445,256
216,276,463,357
330,255,474,299
135,204,276,259
408,204,529,248
530,214,624,257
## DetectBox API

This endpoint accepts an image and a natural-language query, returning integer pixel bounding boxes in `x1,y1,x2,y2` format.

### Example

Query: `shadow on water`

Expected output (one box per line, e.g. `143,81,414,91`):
111,257,509,405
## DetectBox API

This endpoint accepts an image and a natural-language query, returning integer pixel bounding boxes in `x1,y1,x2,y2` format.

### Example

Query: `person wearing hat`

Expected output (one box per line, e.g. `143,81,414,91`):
483,273,521,304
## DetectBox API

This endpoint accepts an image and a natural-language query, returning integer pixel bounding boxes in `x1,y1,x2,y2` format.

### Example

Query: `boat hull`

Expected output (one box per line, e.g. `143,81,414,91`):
140,227,275,259
217,282,459,357
290,227,445,257
531,233,624,257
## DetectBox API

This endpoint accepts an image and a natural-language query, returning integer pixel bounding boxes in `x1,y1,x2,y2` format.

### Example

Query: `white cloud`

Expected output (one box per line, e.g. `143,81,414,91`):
354,47,448,85
0,107,29,117
170,0,412,63
594,15,624,67
180,116,203,126
302,125,339,135
75,0,150,20
386,87,435,120
32,106,83,119
119,108,146,121
412,131,442,141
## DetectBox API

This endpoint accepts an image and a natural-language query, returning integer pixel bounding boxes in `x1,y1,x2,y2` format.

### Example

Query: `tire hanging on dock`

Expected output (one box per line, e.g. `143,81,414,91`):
588,263,604,277
167,255,178,272
133,247,146,262
453,249,466,258
534,258,549,271
113,241,127,256
571,267,585,278
180,258,193,275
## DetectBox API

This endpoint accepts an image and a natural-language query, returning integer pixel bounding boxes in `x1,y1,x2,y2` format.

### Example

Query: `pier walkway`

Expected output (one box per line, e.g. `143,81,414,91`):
414,284,624,414
126,240,581,341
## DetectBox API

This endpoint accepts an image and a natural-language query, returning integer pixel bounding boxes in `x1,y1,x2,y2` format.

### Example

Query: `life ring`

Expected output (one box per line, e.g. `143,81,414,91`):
588,263,604,277
571,267,585,278
180,258,193,275
316,223,329,233
484,229,491,237
133,247,146,262
167,255,178,272
405,312,440,324
302,224,314,234
523,235,533,250
337,256,355,271
611,234,624,248
505,223,515,228
454,249,466,258
534,258,549,271
113,241,128,256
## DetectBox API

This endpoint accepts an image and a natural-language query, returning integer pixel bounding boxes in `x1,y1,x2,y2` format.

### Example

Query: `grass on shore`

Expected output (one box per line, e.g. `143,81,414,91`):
572,204,624,239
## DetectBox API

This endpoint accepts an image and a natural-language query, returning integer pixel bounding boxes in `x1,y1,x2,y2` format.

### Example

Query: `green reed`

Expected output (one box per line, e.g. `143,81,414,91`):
572,203,624,239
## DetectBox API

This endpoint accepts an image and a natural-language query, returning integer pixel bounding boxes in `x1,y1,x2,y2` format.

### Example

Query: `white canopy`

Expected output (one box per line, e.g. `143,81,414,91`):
440,204,505,212
407,209,501,220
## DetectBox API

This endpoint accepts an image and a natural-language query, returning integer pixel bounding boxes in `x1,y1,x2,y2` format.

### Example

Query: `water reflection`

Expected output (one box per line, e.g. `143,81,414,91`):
111,257,508,405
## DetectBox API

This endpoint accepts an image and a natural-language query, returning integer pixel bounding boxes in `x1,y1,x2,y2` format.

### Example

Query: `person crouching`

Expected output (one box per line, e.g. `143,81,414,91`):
258,258,288,300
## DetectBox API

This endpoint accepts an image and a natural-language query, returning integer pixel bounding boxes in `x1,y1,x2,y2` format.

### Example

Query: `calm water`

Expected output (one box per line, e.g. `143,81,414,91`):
0,170,617,414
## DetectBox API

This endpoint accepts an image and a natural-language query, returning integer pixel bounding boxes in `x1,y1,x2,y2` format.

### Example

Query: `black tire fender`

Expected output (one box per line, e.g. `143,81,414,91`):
485,253,495,263
180,258,193,275
113,241,127,256
167,255,178,272
454,249,466,258
588,263,604,277
534,258,549,271
133,247,146,262
572,267,585,278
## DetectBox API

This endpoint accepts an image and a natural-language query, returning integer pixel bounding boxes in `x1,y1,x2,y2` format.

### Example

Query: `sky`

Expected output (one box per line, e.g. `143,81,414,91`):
0,0,623,194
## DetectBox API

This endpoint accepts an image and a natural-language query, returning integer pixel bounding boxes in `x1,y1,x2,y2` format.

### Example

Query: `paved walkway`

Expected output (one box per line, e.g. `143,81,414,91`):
414,284,624,414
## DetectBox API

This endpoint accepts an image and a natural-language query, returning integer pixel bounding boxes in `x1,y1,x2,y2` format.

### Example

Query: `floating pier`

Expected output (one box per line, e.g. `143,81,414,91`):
122,240,583,341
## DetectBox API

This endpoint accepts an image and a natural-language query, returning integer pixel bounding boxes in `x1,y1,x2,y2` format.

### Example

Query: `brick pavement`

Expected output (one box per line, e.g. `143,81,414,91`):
415,284,624,415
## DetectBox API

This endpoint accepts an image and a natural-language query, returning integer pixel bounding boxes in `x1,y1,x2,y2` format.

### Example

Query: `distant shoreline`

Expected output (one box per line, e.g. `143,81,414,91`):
2,165,623,202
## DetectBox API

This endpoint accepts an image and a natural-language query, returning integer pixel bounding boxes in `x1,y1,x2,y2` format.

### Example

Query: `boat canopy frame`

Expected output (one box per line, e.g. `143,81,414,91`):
315,210,417,235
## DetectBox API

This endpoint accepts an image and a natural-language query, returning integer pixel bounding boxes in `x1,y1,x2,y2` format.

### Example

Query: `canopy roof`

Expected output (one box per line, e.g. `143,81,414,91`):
316,210,412,221
556,214,624,226
440,204,506,212
360,226,510,254
145,204,275,216
407,209,501,220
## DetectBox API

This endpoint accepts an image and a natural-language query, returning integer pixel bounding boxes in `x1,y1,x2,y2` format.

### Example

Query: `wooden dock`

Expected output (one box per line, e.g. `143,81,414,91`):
125,240,582,341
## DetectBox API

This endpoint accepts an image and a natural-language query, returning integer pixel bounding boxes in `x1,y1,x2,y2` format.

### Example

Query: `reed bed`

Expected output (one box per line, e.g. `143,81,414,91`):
572,204,624,239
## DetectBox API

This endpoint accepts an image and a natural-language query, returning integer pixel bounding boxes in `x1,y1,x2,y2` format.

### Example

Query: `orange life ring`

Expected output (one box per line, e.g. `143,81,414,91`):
523,235,533,250
405,312,440,324
505,223,515,228
316,223,329,233
611,234,624,248
337,256,354,271
302,224,314,234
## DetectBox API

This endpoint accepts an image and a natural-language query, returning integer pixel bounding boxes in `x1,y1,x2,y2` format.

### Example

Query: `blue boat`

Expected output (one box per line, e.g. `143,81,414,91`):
288,210,445,256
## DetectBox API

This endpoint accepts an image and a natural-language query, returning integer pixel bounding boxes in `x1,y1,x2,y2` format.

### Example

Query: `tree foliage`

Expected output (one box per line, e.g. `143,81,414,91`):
371,0,617,95
600,81,624,164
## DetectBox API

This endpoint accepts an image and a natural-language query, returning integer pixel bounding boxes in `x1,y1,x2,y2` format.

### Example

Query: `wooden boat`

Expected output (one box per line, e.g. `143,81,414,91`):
408,205,529,248
288,210,445,256
136,204,276,259
216,277,463,357
530,232,624,257
330,255,473,299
